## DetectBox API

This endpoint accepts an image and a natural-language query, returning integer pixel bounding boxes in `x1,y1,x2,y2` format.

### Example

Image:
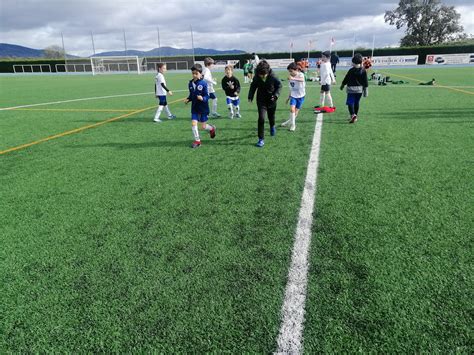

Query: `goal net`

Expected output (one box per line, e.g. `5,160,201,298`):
90,56,141,75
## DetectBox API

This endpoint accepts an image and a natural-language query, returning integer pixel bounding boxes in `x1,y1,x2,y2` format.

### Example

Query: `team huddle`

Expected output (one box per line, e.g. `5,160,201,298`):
153,52,369,148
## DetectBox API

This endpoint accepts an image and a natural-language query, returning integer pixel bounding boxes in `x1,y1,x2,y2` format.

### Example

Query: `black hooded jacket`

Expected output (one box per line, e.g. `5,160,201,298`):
248,69,282,106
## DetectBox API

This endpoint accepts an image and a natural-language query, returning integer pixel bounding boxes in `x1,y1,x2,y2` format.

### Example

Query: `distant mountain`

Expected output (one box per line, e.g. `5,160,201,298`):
0,43,44,58
0,43,78,58
0,43,246,59
92,47,246,57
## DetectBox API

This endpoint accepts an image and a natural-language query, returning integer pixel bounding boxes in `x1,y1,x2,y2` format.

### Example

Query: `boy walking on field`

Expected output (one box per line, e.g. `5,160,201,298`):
340,53,368,123
202,57,221,118
248,60,282,147
185,64,216,148
153,63,176,123
317,51,336,109
221,65,241,119
281,62,305,131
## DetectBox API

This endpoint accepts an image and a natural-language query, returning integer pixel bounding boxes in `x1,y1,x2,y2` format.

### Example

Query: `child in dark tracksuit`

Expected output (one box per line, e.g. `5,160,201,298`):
340,53,368,124
248,60,282,147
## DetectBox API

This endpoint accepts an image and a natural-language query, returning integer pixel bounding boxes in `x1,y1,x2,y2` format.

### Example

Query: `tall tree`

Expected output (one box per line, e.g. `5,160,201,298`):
43,45,65,59
384,0,466,46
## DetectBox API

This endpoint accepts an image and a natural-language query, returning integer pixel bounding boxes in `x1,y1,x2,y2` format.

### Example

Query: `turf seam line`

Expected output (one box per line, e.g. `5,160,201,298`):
0,97,186,155
276,113,324,354
0,90,189,111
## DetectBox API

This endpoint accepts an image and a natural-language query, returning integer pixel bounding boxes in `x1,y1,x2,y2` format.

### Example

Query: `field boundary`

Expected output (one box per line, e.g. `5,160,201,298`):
276,113,324,353
0,89,189,111
0,97,186,156
378,71,474,96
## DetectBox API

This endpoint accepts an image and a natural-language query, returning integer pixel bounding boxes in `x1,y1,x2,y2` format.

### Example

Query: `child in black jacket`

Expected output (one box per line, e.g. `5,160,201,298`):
248,60,282,147
340,53,368,123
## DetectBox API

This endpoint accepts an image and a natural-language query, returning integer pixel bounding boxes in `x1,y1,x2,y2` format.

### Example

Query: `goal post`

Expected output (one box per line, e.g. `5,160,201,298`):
90,56,141,75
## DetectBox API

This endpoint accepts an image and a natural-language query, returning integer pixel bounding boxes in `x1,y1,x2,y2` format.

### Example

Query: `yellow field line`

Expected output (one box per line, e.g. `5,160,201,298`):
379,71,474,96
0,97,186,156
10,108,137,112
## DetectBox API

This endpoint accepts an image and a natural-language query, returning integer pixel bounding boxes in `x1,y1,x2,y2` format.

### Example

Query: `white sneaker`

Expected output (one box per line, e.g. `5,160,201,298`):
289,124,296,131
228,112,234,119
281,120,290,127
235,113,241,118
153,118,163,123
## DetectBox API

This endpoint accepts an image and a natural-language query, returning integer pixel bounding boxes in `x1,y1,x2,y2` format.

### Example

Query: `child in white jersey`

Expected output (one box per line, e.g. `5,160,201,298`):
317,51,336,109
153,63,176,123
202,57,221,117
281,62,306,131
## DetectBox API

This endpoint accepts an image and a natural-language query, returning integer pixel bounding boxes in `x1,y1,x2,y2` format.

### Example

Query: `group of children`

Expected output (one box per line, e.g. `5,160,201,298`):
153,52,369,148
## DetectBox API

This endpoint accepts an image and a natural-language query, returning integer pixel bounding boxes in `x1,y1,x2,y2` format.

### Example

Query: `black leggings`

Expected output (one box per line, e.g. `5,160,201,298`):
257,104,276,139
348,103,359,116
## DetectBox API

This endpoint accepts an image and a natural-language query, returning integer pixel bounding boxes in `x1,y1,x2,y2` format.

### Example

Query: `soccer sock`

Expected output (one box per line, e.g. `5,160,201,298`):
235,105,240,113
327,92,334,107
290,112,296,126
227,104,234,115
204,124,213,132
212,98,218,114
154,106,163,120
192,125,200,141
164,105,172,116
354,103,359,115
320,92,326,106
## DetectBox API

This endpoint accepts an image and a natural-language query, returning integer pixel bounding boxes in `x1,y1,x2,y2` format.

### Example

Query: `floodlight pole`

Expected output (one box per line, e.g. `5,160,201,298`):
307,40,313,61
352,33,356,57
190,26,195,63
157,27,162,62
371,35,375,58
61,32,68,73
90,31,96,56
290,39,293,60
123,29,128,56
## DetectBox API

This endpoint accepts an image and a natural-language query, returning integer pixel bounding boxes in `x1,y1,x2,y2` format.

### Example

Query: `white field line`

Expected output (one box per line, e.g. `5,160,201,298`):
372,85,474,89
276,113,324,354
0,89,189,111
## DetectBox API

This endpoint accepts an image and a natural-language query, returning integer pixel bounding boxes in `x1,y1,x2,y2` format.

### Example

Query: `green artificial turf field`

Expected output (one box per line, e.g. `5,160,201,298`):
1,66,472,352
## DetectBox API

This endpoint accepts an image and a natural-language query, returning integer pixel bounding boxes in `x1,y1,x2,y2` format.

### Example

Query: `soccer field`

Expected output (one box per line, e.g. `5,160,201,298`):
1,67,472,352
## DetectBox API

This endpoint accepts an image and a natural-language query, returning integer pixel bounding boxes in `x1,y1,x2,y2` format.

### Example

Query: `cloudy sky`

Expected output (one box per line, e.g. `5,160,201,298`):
1,0,473,56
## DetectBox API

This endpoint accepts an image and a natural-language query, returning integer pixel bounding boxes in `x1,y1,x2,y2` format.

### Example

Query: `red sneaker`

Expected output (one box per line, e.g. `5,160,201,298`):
191,140,201,148
209,125,216,139
349,114,358,123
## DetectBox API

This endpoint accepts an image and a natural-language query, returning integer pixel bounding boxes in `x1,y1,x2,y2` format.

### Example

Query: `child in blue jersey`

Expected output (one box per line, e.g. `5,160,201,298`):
281,62,305,131
185,63,216,148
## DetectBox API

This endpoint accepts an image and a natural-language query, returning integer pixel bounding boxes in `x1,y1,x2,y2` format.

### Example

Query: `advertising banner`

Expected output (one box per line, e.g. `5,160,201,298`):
265,58,295,69
425,53,474,65
373,55,419,66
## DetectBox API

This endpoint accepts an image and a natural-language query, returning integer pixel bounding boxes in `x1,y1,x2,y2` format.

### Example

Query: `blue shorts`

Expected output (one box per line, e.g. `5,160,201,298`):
209,92,217,100
346,93,362,106
289,96,305,109
191,113,209,122
157,95,167,106
226,97,240,106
